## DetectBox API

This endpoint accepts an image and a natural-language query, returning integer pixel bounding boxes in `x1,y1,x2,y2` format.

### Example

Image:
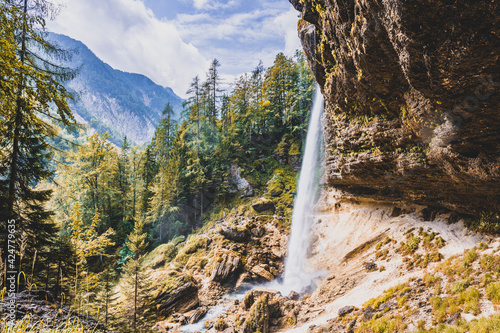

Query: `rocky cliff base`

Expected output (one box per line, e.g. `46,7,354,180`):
290,0,499,214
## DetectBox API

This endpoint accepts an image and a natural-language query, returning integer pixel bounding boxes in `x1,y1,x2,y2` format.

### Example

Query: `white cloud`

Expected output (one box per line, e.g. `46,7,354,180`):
172,4,301,81
191,0,240,10
274,7,302,55
48,0,209,98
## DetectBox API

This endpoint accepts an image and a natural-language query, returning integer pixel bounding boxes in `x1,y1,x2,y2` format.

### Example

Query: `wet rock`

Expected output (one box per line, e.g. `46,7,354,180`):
189,306,208,324
290,0,500,214
219,226,250,242
243,288,281,310
251,265,275,281
338,305,355,317
252,199,275,213
251,226,266,238
288,291,300,301
235,272,252,290
240,186,255,198
214,318,228,331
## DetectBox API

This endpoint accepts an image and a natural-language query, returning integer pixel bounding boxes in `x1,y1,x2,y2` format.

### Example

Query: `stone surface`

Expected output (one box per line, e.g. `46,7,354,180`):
338,305,355,317
364,262,377,271
288,291,300,301
210,250,241,282
252,199,276,213
156,279,199,315
290,0,500,214
189,306,208,324
251,265,275,281
219,226,250,243
243,294,270,333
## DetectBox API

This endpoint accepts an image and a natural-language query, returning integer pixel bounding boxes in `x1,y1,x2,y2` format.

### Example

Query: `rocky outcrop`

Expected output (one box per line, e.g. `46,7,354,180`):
243,294,270,333
219,226,251,243
156,277,199,315
252,199,275,213
290,0,500,214
0,290,106,331
210,250,241,282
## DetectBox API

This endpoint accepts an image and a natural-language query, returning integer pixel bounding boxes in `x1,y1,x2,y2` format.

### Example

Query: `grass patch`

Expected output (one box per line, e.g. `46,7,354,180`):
364,284,410,309
486,282,500,304
355,315,406,333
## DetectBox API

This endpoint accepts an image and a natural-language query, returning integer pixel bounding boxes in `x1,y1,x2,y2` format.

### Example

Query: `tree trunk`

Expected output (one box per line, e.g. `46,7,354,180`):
134,270,138,333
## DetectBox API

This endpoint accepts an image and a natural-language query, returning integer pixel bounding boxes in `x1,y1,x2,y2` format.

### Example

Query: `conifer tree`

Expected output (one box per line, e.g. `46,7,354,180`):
206,58,222,123
119,220,151,333
0,0,76,273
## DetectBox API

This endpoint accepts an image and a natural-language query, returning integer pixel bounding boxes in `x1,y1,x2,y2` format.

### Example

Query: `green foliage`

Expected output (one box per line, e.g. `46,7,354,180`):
464,211,500,234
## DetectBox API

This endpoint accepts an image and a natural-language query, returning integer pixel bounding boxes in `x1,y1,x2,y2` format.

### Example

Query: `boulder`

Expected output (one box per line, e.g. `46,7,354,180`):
188,306,208,324
210,251,241,282
252,199,275,213
251,265,275,281
288,291,300,301
219,226,250,242
243,294,270,333
363,306,376,321
364,262,377,271
338,305,355,317
156,277,199,315
243,288,281,310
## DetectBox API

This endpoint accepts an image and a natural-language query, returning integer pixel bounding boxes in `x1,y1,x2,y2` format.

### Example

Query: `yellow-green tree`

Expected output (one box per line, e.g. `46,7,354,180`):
69,202,115,314
119,220,152,333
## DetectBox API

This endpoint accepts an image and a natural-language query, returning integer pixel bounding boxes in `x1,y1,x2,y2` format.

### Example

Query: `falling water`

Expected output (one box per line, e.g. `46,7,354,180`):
281,85,324,295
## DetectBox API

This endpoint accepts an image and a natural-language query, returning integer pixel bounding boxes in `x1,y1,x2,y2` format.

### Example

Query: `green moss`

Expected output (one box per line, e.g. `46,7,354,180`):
142,243,178,269
153,273,195,298
398,233,421,255
173,235,210,268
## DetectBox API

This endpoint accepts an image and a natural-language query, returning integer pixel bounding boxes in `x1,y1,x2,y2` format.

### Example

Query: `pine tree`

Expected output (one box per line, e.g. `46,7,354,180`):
0,0,76,275
206,58,222,123
119,220,151,333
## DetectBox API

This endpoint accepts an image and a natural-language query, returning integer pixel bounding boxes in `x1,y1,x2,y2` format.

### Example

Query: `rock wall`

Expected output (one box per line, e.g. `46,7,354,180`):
290,0,499,214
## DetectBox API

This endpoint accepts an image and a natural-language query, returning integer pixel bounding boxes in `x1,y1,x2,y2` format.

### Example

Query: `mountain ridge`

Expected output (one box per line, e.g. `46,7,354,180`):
48,33,184,145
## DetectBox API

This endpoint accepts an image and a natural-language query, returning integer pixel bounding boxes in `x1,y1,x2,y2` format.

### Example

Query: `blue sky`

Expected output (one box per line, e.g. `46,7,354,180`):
48,0,300,98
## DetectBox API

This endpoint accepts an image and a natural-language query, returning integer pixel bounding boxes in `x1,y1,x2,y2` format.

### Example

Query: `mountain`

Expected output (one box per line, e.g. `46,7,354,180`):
48,33,184,145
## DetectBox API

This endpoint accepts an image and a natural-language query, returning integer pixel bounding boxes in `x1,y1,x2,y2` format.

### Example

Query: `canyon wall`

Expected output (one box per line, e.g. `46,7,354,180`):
290,0,499,214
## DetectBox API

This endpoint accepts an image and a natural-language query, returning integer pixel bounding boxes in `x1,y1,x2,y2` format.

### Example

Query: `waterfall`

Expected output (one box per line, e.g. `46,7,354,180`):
281,85,325,295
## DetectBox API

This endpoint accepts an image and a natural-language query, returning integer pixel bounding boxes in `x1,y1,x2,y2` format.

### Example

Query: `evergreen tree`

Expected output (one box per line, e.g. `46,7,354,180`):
0,0,76,275
119,220,151,333
206,58,222,123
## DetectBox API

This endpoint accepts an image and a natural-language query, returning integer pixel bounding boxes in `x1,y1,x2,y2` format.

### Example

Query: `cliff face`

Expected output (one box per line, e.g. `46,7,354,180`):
290,0,499,214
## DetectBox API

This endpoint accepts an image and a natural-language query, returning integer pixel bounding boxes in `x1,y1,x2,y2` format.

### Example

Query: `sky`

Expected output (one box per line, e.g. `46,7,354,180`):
47,0,301,98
